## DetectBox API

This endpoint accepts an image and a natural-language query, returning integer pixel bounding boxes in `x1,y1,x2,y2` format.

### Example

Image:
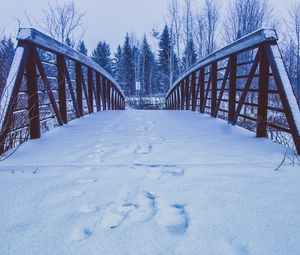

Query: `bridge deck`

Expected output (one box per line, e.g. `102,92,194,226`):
1,111,300,255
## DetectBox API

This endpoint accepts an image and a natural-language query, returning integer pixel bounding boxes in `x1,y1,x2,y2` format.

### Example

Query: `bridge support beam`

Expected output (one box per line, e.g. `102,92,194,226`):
75,63,83,117
211,62,218,117
228,55,237,123
27,45,41,139
57,55,67,124
88,68,94,113
256,45,269,138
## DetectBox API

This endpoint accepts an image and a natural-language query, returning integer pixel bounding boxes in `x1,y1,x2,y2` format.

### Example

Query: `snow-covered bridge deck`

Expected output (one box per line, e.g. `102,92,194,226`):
1,110,300,255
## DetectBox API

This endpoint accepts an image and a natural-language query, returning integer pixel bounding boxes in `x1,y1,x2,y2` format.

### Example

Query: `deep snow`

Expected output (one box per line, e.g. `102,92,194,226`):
0,110,300,255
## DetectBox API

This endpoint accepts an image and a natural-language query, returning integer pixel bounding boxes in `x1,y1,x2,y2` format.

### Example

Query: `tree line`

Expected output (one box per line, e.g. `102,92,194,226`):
0,0,300,101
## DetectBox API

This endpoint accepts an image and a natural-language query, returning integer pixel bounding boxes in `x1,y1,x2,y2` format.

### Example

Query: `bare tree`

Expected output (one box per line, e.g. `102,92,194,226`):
288,3,300,102
195,13,206,59
223,0,272,44
168,0,182,75
203,0,219,55
182,0,194,69
41,0,85,43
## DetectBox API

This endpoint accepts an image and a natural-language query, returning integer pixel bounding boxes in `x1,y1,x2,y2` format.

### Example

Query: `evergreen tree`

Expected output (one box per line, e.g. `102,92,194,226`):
65,37,74,48
113,45,124,87
91,41,113,74
122,34,135,96
0,37,15,96
182,38,197,71
77,41,88,55
140,36,156,96
158,25,179,93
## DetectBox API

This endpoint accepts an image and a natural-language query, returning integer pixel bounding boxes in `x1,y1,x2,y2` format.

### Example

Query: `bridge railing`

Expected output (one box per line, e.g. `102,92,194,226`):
166,28,300,154
0,28,125,154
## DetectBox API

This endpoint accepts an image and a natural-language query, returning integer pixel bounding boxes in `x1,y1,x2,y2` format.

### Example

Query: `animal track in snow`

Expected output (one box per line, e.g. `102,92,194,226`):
157,204,189,235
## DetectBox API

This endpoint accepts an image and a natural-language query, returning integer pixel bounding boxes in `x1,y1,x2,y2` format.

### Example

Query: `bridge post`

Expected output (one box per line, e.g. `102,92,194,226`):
107,80,111,110
257,45,269,138
88,68,94,113
181,80,185,110
199,68,205,113
185,76,190,110
75,63,83,117
112,87,115,110
191,72,196,112
57,54,68,124
176,85,180,109
96,73,101,111
228,55,237,123
27,45,41,139
211,62,218,117
102,76,107,111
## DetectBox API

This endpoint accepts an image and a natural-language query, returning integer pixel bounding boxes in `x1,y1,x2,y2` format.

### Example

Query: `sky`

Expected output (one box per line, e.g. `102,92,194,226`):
0,0,297,54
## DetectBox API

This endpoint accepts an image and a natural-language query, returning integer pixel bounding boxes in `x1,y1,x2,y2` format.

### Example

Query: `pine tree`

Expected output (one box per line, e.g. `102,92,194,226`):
113,45,124,87
65,37,74,48
140,36,156,96
77,41,88,55
182,38,197,71
122,34,135,96
91,41,113,74
0,37,15,96
158,25,179,93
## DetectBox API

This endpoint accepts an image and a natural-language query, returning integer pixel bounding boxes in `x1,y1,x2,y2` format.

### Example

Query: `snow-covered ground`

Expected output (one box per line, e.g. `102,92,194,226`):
0,110,300,255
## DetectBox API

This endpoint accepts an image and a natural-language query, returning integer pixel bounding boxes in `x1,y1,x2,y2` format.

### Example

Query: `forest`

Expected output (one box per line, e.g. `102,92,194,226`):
0,0,300,102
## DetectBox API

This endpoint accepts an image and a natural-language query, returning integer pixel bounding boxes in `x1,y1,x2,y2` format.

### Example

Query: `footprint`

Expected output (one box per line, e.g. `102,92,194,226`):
79,205,100,214
227,237,250,255
146,165,184,179
70,227,93,241
101,203,128,229
146,165,163,179
162,165,185,177
125,191,157,222
135,144,153,155
148,136,165,145
82,167,94,171
136,126,148,132
78,179,97,184
68,190,85,198
157,204,189,235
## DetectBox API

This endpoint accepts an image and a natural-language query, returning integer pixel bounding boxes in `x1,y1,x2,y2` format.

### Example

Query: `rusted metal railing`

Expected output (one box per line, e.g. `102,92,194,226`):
166,28,300,154
0,28,125,154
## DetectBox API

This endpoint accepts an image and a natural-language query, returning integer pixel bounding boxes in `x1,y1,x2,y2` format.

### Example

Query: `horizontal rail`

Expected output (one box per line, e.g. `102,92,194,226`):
0,28,126,154
167,28,278,97
17,28,125,98
166,28,300,154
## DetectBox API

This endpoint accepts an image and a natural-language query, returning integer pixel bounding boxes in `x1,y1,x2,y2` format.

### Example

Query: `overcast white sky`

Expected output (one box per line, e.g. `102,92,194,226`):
0,0,297,54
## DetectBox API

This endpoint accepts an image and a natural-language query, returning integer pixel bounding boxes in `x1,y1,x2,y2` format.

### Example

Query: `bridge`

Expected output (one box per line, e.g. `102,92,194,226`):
0,28,300,255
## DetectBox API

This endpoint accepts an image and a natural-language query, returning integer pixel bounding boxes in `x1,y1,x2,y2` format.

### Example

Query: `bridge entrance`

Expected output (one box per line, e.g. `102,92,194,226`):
0,28,300,156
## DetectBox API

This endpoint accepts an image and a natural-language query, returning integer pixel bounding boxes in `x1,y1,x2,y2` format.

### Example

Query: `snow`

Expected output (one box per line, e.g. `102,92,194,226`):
262,28,277,40
0,46,25,129
271,44,300,133
0,110,300,255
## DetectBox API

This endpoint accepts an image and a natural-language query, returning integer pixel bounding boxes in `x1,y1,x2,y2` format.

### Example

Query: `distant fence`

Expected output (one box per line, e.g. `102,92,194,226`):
0,28,125,154
126,96,165,110
166,28,300,154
